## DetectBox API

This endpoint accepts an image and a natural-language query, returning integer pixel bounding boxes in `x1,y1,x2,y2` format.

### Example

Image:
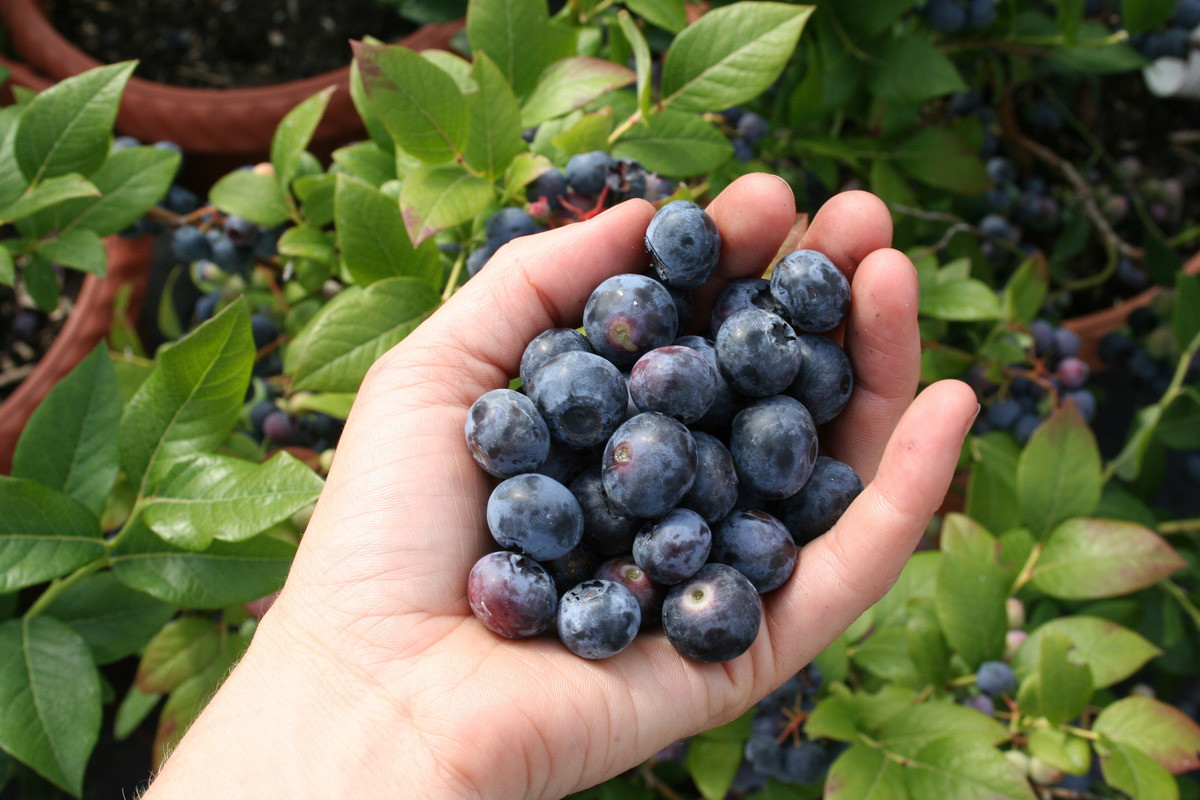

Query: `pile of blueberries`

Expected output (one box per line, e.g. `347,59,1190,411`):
464,199,863,663
468,151,676,276
971,319,1096,443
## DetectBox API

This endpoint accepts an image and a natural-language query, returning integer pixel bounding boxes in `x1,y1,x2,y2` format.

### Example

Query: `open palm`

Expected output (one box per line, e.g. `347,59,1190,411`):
145,174,977,800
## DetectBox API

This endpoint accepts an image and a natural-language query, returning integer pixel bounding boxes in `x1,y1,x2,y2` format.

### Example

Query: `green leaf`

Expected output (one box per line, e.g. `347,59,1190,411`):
119,299,255,494
804,688,864,743
1015,630,1092,725
332,141,396,188
0,617,102,796
1003,259,1047,325
398,163,494,245
353,41,470,163
278,225,337,266
349,52,395,153
0,174,100,222
22,254,59,312
873,551,941,629
935,520,1007,669
462,53,526,180
1094,696,1200,774
549,109,615,157
868,38,966,106
1027,729,1091,776
1012,616,1160,689
110,521,296,609
503,151,554,198
618,11,653,122
1173,272,1200,353
906,606,950,687
144,452,324,550
1159,388,1200,450
1099,740,1179,800
824,744,909,800
660,2,813,112
520,58,635,128
36,228,106,276
0,477,103,594
625,0,687,32
290,277,440,393
54,146,181,237
920,278,1003,321
1031,518,1186,599
966,433,1023,536
1016,403,1101,538
271,87,335,188
684,711,752,800
336,171,444,286
12,345,121,516
135,617,221,694
466,0,575,99
15,62,135,183
895,128,989,195
1057,0,1085,42
113,684,161,741
612,110,733,178
879,703,1010,759
904,738,1038,800
1122,0,1177,33
423,50,477,93
42,572,175,666
154,634,248,766
209,170,291,228
0,248,12,285
852,625,920,686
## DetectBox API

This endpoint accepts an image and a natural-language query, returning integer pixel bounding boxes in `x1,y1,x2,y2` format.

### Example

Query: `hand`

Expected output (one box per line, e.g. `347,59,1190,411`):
142,174,978,800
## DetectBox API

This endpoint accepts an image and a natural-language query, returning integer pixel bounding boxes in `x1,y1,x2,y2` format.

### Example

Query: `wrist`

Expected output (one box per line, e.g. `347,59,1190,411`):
140,605,452,799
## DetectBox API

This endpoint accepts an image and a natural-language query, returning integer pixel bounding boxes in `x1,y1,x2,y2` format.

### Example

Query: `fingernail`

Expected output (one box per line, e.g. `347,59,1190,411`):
965,403,981,435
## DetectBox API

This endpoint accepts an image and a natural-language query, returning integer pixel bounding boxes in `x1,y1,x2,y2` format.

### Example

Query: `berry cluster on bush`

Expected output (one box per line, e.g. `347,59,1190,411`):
465,199,862,663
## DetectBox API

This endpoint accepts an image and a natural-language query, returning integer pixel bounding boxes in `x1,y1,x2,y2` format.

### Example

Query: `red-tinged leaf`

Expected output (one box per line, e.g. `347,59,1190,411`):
1095,696,1200,774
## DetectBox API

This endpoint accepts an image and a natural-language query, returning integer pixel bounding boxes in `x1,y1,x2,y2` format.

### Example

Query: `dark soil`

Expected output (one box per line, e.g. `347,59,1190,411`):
43,0,418,88
0,270,84,403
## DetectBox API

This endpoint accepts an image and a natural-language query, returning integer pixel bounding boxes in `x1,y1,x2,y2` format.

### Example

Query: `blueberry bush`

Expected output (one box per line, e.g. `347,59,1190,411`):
3,0,1200,798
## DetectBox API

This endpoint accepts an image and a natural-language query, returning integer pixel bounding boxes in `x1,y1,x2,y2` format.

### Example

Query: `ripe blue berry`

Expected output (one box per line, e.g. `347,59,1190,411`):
680,432,739,523
557,579,641,659
468,552,558,638
530,350,628,449
487,474,584,561
773,456,862,545
715,308,801,397
633,508,712,585
583,273,679,368
785,334,853,425
730,396,819,500
662,563,762,663
976,660,1017,697
628,345,718,424
519,327,593,397
644,200,722,290
569,466,644,555
710,509,797,593
770,250,850,333
602,412,697,518
565,151,616,197
465,389,551,478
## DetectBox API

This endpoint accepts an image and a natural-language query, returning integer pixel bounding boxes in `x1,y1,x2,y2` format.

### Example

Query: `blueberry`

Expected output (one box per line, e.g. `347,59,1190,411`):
1029,319,1055,356
680,432,739,524
644,200,722,290
557,579,641,659
543,542,604,595
986,156,1016,185
602,412,697,518
772,457,862,545
223,214,261,248
965,0,997,29
979,213,1015,241
487,474,584,561
111,135,141,151
658,279,693,333
536,444,594,486
628,345,717,424
209,233,249,273
262,410,299,445
963,694,996,716
163,184,200,215
468,551,558,639
1063,388,1096,423
569,466,644,555
770,250,850,333
662,563,762,663
1013,413,1041,444
730,395,819,500
644,173,678,202
10,309,42,342
583,273,679,368
530,350,628,449
1053,328,1082,359
250,313,278,350
190,292,217,323
253,352,284,378
594,555,666,627
923,0,967,32
172,224,212,263
526,168,567,210
633,508,712,585
731,137,755,162
605,159,648,205
565,151,616,197
465,389,551,478
1056,356,1090,390
486,207,539,250
736,112,769,145
986,398,1023,430
673,335,743,429
785,334,853,424
715,308,801,397
519,328,593,397
710,278,791,336
466,245,494,277
248,400,277,432
1177,0,1200,28
780,741,830,785
744,733,785,776
976,660,1017,697
710,509,797,593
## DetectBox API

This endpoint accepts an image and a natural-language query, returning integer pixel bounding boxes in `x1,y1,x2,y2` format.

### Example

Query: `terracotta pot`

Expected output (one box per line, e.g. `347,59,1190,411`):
0,0,462,190
1062,251,1200,370
0,236,154,475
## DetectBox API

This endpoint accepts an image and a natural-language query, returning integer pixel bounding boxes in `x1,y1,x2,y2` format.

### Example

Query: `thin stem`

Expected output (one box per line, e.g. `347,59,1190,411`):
441,248,468,303
23,559,106,618
1159,578,1200,632
607,109,644,145
1159,517,1200,535
1010,542,1044,594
